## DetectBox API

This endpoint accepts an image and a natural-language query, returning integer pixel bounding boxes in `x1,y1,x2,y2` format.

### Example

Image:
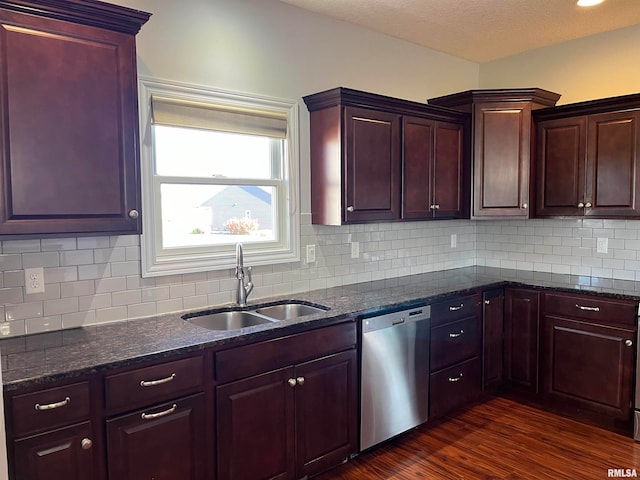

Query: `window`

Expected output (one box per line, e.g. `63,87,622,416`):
138,77,299,276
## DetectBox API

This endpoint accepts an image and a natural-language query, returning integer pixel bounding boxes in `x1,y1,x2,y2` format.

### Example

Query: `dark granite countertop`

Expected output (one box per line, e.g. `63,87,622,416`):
3,266,640,392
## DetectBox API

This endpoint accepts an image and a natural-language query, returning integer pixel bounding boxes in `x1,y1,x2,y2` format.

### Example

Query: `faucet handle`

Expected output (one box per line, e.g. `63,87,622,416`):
245,266,254,296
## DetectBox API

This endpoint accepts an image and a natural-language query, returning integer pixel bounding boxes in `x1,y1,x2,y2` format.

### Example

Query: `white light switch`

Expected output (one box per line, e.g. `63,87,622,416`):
596,237,608,254
306,244,316,264
351,241,359,259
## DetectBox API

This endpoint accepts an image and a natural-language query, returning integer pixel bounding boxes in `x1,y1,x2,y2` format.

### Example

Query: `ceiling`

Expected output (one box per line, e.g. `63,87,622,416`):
278,0,640,63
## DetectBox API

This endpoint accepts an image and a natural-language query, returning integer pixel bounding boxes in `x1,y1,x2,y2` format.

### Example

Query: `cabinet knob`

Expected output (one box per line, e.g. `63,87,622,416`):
288,378,297,387
128,209,139,219
521,203,528,209
585,202,592,208
296,376,305,385
484,299,490,305
81,438,93,450
578,202,585,208
433,204,440,210
346,206,354,212
626,339,633,347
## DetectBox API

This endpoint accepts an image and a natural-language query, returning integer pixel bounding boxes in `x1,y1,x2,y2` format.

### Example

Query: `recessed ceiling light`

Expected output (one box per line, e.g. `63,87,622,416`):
577,0,605,6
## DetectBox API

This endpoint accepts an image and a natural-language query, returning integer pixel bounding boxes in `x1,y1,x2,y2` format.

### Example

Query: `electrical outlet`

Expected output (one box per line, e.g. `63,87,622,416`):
596,237,608,254
351,241,359,259
306,244,316,264
451,234,457,249
24,267,45,294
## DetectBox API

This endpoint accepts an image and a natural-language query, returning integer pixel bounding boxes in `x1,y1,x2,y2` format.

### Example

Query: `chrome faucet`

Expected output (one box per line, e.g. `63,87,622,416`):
235,243,253,306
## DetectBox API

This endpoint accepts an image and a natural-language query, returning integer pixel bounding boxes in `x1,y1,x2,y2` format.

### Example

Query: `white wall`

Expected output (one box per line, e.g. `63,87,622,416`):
479,24,640,105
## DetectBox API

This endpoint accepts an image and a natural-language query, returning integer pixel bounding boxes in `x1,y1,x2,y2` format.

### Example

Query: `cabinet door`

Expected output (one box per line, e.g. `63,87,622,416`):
217,367,295,480
504,288,540,391
541,316,635,420
402,116,434,219
433,121,465,219
483,288,504,391
294,350,358,478
586,110,640,217
13,421,96,480
106,393,207,480
0,9,141,235
473,103,531,218
535,116,587,217
344,107,401,223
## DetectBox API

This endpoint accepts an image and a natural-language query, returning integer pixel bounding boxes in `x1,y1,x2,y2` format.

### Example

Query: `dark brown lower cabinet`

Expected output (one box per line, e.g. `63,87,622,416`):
13,421,96,480
482,288,504,390
217,350,357,480
106,393,206,480
504,288,540,391
541,316,635,420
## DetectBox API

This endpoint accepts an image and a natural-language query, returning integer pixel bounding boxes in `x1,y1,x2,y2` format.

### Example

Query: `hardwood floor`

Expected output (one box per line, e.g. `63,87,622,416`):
316,396,640,479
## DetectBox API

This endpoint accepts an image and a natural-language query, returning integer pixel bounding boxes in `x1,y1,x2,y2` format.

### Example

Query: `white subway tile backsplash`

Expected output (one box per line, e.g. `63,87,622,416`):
41,238,77,252
4,215,640,337
94,248,126,264
95,277,127,294
6,302,43,321
23,252,59,268
78,263,111,280
44,298,78,316
26,315,61,334
77,237,110,249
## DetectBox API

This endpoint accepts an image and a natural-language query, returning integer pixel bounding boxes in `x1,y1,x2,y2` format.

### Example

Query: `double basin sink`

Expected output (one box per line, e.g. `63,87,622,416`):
182,300,330,331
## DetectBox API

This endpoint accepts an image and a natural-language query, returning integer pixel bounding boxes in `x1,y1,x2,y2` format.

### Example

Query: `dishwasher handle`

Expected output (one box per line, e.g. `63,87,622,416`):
362,305,431,333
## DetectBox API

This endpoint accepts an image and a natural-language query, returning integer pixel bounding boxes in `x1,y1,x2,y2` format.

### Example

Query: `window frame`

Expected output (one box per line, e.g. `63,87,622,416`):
138,77,300,277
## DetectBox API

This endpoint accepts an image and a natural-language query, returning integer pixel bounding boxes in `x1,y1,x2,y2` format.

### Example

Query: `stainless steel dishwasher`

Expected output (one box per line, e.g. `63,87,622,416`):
360,305,431,451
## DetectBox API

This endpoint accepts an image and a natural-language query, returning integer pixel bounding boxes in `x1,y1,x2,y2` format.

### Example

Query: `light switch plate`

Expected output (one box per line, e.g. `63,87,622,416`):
596,237,608,254
306,244,316,264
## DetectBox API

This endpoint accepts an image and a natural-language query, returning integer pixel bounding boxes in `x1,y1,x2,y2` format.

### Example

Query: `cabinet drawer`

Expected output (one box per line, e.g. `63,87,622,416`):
544,292,637,327
216,321,356,383
431,294,481,326
429,357,481,418
11,381,90,437
105,356,204,412
430,315,480,372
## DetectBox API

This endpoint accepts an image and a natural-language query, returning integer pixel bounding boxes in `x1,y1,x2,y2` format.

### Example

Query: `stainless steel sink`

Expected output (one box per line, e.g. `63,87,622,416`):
254,302,329,320
183,301,330,330
186,311,273,330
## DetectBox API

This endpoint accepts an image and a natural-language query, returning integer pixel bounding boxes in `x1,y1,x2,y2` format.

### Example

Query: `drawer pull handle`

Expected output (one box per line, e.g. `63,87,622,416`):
449,304,464,312
448,374,463,382
35,396,70,411
575,304,600,312
141,404,177,420
449,329,464,338
140,373,176,387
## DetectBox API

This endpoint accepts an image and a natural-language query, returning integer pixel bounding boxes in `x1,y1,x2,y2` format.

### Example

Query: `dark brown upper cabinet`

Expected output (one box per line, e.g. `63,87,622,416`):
534,94,640,218
0,0,150,236
429,89,560,219
303,87,469,225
